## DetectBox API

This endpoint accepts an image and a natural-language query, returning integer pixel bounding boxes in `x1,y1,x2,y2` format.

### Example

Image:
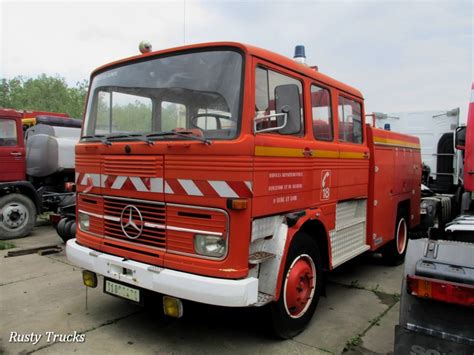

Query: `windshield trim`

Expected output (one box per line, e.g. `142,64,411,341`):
82,46,246,142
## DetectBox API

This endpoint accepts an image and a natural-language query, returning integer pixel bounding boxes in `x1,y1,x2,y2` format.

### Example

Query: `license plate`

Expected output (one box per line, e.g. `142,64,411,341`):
104,279,140,303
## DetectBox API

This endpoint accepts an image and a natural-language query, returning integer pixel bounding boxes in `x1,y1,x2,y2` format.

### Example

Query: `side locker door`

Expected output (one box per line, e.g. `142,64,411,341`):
252,59,313,217
0,118,26,182
330,93,371,268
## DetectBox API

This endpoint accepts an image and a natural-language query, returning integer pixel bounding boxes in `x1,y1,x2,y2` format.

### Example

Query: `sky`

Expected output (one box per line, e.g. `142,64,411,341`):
1,0,473,120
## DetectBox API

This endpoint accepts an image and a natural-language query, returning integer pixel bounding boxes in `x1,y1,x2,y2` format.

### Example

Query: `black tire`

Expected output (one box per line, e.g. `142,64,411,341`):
56,217,68,240
270,232,322,339
0,194,37,239
382,209,408,266
62,219,74,241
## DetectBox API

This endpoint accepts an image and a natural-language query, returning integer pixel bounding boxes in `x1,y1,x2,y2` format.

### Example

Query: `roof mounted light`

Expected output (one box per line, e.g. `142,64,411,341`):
139,40,152,54
293,45,306,65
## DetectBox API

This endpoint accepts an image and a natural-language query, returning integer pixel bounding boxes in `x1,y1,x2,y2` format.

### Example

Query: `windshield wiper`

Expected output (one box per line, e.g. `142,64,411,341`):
107,133,154,145
81,134,112,146
146,130,212,145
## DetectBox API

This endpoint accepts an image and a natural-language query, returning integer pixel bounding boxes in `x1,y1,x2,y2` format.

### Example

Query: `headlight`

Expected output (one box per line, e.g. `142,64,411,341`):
194,234,227,258
79,212,90,231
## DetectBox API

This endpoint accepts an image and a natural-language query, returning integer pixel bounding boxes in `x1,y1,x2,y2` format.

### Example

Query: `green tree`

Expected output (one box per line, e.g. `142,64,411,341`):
0,74,88,118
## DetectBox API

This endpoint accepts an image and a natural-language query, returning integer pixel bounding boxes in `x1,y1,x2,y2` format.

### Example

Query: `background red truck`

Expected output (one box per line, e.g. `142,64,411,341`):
0,108,81,238
66,42,421,337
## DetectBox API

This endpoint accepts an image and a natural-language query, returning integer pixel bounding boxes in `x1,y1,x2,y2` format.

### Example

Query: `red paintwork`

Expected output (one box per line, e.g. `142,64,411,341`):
0,109,26,182
76,42,421,291
463,83,474,192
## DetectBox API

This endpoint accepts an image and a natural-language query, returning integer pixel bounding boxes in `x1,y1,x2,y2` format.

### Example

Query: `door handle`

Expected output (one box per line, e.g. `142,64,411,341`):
363,152,369,159
10,152,22,156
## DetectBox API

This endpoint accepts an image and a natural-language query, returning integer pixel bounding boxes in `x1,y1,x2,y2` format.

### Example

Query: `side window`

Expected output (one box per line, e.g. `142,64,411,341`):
338,96,363,144
0,119,18,146
311,85,333,141
161,101,187,131
255,66,303,135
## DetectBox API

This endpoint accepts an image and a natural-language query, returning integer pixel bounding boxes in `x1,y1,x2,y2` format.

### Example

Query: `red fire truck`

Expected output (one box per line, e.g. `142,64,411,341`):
66,42,421,338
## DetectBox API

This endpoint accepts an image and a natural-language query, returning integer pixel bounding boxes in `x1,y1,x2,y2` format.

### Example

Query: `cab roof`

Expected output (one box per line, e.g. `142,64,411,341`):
92,41,364,100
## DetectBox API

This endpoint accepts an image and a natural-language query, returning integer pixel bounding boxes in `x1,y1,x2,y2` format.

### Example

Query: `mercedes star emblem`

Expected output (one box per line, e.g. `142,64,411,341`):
120,205,144,239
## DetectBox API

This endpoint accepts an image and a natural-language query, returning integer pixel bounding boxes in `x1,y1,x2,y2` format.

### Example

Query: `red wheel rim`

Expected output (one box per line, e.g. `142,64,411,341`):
283,254,316,319
396,218,407,254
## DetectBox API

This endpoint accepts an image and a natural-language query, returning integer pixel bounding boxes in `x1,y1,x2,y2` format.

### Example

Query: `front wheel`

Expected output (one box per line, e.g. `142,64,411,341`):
0,193,37,239
270,232,322,339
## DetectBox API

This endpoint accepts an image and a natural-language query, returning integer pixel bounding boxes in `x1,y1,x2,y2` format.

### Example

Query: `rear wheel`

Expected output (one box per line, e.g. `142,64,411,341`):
0,194,36,239
383,210,408,265
270,232,322,339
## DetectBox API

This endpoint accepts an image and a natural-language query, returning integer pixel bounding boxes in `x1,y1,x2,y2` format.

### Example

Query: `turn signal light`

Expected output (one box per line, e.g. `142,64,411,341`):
406,274,474,307
227,198,248,210
163,296,183,318
82,270,98,288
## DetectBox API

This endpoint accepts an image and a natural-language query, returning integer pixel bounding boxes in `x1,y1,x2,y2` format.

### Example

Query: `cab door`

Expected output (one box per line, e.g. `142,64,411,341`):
252,59,315,217
0,117,25,182
335,94,370,200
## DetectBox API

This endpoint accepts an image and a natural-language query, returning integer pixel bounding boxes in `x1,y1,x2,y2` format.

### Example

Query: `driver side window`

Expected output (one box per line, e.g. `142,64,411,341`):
255,66,303,135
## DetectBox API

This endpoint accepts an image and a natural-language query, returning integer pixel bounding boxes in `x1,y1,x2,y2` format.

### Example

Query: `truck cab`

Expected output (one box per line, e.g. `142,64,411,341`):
67,42,421,338
0,109,26,182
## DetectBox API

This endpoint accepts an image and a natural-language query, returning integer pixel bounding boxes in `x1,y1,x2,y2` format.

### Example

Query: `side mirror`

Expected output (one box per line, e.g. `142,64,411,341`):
455,126,466,150
275,84,301,135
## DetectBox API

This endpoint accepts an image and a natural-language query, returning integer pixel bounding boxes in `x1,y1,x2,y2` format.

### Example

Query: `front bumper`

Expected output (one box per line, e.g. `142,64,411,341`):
66,239,259,307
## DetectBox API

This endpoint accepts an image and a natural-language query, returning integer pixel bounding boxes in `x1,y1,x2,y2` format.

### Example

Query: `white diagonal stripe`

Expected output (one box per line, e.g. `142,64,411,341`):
178,179,203,196
164,181,174,194
75,172,79,183
101,174,109,188
208,180,238,198
111,176,127,189
150,178,163,193
245,181,253,192
91,173,100,187
81,174,89,186
130,177,148,192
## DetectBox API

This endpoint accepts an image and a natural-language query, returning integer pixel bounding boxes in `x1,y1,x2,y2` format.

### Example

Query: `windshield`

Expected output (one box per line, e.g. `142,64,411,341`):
83,49,243,141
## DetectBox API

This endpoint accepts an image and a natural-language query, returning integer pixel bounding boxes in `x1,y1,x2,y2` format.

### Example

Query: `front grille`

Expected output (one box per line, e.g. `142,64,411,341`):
103,197,166,249
103,155,161,177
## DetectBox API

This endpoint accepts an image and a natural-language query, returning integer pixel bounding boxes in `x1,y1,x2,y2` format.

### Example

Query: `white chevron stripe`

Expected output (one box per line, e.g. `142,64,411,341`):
178,179,203,196
164,181,174,194
208,180,238,198
75,172,79,183
81,174,89,186
244,181,253,192
111,176,127,189
90,174,100,187
100,174,109,188
130,177,148,192
150,178,163,193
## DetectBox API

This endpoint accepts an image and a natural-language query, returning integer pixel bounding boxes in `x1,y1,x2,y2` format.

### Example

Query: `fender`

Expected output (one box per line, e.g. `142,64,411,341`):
0,181,42,213
251,207,333,303
272,207,332,301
